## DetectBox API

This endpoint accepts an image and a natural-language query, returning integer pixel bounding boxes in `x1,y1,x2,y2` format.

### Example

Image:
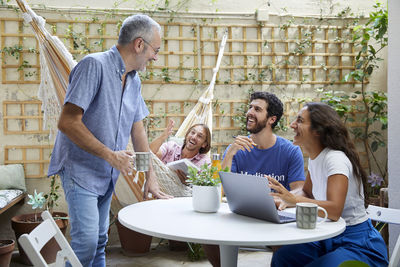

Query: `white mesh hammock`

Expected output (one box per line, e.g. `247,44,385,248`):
16,0,227,201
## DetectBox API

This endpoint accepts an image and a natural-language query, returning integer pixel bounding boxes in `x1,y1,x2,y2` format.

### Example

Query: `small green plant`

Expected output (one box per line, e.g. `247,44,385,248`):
44,175,61,214
26,175,63,221
27,190,46,221
186,163,228,186
187,242,205,261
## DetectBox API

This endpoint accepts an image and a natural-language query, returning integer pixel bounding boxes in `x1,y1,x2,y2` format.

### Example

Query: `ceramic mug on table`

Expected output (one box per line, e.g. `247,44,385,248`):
296,202,328,229
130,152,151,173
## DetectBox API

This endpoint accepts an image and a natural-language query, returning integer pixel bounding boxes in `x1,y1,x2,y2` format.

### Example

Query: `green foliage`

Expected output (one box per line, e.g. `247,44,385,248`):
320,3,388,190
27,175,62,218
0,0,11,5
0,45,23,60
341,2,387,184
232,101,249,135
161,68,171,82
44,175,61,214
346,2,387,84
187,242,205,261
232,88,254,135
320,90,357,122
186,163,228,186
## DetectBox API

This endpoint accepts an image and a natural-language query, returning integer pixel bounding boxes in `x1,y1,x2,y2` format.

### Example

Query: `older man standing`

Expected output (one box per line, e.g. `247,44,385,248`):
48,14,171,266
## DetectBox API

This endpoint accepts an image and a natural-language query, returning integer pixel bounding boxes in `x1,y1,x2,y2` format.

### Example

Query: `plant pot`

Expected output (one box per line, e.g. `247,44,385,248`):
11,212,68,266
115,217,152,256
192,185,221,213
0,239,15,267
369,196,381,206
168,239,188,251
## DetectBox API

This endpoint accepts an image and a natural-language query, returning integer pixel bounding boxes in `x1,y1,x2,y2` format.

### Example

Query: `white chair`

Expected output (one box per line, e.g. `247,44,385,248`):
366,205,400,267
18,210,82,267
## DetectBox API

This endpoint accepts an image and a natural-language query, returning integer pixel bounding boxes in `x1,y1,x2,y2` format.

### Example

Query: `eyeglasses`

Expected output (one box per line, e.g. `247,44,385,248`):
141,38,160,55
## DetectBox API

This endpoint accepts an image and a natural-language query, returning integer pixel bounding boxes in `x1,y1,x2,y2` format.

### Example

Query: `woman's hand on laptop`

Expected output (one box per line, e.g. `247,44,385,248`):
273,196,289,210
268,176,297,207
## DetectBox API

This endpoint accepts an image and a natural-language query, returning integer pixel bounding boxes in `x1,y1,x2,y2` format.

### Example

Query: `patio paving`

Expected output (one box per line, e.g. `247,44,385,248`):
10,241,273,267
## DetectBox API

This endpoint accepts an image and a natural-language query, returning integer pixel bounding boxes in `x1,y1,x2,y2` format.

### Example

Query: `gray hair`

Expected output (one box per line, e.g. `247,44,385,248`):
118,14,161,45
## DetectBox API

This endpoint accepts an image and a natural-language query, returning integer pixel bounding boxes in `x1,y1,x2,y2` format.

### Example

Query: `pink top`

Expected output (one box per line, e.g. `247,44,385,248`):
160,141,211,167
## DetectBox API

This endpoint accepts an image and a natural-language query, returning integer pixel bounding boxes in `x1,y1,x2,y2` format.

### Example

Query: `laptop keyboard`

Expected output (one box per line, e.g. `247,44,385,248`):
278,211,296,223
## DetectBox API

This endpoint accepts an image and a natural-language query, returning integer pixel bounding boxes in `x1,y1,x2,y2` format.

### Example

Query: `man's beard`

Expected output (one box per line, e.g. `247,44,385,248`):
246,116,268,134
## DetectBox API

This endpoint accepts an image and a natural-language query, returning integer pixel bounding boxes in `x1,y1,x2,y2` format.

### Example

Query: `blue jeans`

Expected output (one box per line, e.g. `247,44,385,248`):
271,219,388,267
60,169,113,267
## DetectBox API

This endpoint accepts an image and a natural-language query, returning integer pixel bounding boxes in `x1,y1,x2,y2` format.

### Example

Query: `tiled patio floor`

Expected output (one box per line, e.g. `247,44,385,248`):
10,242,272,267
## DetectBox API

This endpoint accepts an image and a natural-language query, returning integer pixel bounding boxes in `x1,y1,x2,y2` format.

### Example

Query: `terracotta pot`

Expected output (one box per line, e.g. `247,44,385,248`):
369,196,381,206
168,239,188,251
115,217,152,256
0,239,15,267
11,212,68,266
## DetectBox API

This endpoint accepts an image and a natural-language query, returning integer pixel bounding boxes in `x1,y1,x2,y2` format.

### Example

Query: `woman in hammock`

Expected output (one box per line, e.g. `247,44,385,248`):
150,119,211,185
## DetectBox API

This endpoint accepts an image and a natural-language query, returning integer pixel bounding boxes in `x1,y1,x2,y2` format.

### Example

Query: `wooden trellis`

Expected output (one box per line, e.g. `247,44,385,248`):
2,96,368,177
0,11,371,177
4,145,53,178
3,100,49,134
1,16,359,86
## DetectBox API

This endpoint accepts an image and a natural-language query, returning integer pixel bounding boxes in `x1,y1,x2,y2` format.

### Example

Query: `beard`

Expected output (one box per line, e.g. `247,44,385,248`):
246,116,268,134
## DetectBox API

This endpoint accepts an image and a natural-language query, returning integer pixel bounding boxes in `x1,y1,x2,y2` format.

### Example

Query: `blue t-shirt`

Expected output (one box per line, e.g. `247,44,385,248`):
223,136,305,190
48,45,149,195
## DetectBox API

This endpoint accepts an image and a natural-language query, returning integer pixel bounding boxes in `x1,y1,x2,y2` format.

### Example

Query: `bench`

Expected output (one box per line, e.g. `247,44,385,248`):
0,164,27,214
0,190,26,215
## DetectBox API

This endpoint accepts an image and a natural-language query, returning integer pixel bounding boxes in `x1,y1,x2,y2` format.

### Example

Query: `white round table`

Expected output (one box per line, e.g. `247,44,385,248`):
118,197,346,267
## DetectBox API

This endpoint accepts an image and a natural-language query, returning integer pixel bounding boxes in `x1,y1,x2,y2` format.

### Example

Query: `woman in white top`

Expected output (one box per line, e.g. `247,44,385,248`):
269,102,388,267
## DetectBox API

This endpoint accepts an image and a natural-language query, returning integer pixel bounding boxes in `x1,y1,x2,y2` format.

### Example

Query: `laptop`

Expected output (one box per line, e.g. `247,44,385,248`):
219,172,296,223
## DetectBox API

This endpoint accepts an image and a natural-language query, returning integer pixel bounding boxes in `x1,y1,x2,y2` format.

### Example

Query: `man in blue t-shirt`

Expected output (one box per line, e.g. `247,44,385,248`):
204,91,306,267
222,91,305,190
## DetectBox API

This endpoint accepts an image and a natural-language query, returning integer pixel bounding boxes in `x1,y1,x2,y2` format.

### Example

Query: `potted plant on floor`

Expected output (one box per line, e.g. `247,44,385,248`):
0,239,15,267
11,175,68,265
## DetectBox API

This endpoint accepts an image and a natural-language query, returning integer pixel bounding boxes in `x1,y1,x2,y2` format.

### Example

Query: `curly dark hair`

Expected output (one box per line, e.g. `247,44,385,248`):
250,91,283,129
305,102,369,206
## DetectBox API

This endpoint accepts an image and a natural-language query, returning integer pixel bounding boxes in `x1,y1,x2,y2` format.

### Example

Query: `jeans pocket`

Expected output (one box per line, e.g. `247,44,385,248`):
59,169,76,196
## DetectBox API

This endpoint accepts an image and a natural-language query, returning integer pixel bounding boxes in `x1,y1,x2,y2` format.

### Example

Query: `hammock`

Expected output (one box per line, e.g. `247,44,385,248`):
16,0,227,202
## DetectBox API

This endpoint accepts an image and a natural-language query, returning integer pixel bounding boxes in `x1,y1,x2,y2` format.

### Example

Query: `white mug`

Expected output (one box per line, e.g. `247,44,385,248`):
131,152,151,172
296,202,328,229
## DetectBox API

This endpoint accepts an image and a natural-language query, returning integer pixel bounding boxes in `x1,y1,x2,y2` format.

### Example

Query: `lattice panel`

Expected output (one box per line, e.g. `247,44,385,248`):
1,16,359,86
4,145,53,178
146,99,250,130
3,100,49,134
145,99,301,155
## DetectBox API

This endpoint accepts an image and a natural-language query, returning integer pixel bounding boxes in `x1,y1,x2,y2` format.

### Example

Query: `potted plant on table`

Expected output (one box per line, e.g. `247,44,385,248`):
11,175,68,265
187,163,228,213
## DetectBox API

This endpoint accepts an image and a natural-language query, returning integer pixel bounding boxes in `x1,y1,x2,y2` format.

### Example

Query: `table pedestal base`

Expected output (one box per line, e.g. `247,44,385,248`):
220,245,238,267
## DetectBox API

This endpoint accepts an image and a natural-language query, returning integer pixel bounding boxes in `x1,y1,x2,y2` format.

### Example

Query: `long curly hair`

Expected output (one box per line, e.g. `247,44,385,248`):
305,102,369,206
182,124,211,154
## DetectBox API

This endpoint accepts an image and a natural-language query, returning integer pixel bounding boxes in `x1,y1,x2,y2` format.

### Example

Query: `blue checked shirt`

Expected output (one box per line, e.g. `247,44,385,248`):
48,45,149,195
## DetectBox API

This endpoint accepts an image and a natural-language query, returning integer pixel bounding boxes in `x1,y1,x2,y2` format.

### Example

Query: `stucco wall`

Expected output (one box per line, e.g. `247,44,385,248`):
25,0,377,16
